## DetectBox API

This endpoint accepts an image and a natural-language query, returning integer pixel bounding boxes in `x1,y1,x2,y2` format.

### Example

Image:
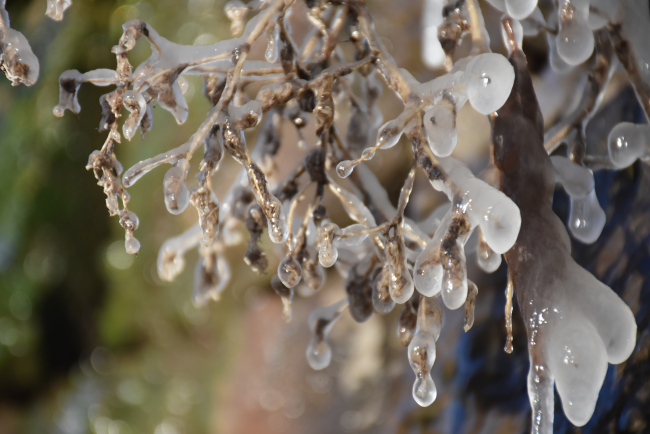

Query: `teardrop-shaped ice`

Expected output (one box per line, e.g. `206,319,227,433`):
306,299,347,370
568,190,605,244
414,248,443,297
465,53,515,115
607,122,649,169
278,255,302,288
556,0,594,66
505,0,537,20
163,165,190,215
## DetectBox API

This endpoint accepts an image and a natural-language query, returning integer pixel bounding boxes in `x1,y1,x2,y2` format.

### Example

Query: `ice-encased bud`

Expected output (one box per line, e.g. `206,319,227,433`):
465,53,515,115
0,28,40,86
265,196,288,244
414,247,443,297
163,165,190,215
192,255,231,307
607,122,650,169
386,238,415,304
278,255,302,288
423,106,457,157
319,221,340,267
505,0,537,20
45,0,72,21
229,100,263,128
301,253,325,291
53,70,83,116
372,266,395,314
306,299,347,370
398,301,418,346
409,334,437,406
568,189,606,244
377,119,404,149
265,24,279,63
440,238,468,310
122,90,147,140
556,0,594,66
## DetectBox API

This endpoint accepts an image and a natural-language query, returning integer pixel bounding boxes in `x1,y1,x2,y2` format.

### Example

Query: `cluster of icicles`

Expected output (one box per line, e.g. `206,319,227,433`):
49,0,642,433
0,0,72,86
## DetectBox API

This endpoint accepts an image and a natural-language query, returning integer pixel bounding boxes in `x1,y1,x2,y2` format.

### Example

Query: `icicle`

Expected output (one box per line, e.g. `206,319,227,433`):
408,296,442,407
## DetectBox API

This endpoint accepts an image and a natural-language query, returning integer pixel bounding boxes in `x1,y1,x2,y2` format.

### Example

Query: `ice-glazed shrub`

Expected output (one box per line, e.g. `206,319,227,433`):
51,0,648,432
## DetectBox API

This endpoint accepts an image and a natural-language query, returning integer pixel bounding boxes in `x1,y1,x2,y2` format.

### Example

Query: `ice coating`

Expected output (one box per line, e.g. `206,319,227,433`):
423,105,457,157
306,299,348,370
465,53,515,115
491,45,637,432
265,23,279,63
372,265,394,314
386,236,415,304
192,254,231,307
53,69,118,116
421,0,445,69
501,16,523,55
278,255,302,288
477,227,501,273
607,122,650,169
46,0,72,21
340,223,369,246
550,156,594,198
157,225,202,281
505,0,537,20
0,25,40,86
556,0,594,66
122,90,147,140
163,165,190,215
318,221,340,268
408,296,442,407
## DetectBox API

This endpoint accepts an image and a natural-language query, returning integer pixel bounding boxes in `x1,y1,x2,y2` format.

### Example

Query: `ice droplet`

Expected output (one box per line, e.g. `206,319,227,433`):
423,106,457,157
319,221,340,268
607,122,650,169
465,53,515,115
306,299,347,370
278,255,302,288
568,190,606,244
163,165,190,215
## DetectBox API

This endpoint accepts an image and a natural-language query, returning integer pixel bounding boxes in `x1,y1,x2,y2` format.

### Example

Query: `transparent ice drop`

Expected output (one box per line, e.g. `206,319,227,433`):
477,228,502,273
607,122,650,169
440,238,469,310
163,165,190,215
408,296,442,407
306,299,348,370
387,238,415,304
568,189,606,244
265,24,279,63
465,53,515,115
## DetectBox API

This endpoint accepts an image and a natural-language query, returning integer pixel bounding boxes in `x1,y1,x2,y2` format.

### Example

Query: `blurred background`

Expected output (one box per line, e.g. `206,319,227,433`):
0,1,648,433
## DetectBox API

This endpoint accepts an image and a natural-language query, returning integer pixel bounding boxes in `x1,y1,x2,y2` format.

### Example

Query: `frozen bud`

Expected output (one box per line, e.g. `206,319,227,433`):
45,0,72,21
1,28,40,87
340,224,369,246
306,299,347,370
607,122,650,169
372,265,395,314
345,264,373,323
189,186,219,246
424,106,457,157
319,221,340,267
408,330,437,407
119,209,139,232
192,254,231,307
477,228,502,273
229,100,263,129
568,190,606,244
271,276,294,322
202,127,224,172
53,70,83,116
244,243,267,274
122,90,147,140
264,196,288,244
414,245,443,297
464,280,478,331
163,165,190,215
398,298,418,346
386,238,415,304
465,53,515,115
440,227,469,310
278,255,302,288
301,252,325,291
120,19,145,50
